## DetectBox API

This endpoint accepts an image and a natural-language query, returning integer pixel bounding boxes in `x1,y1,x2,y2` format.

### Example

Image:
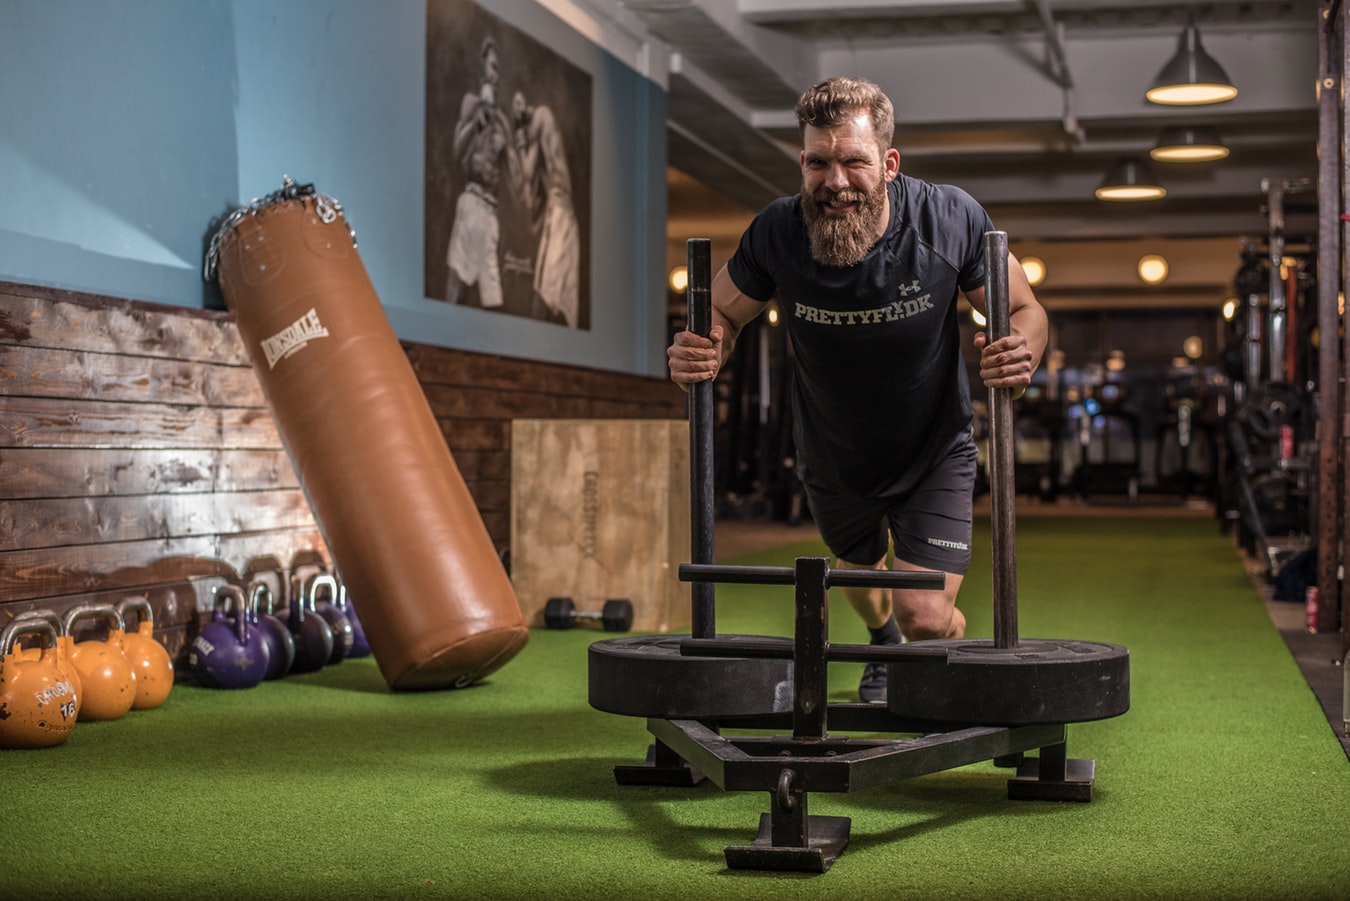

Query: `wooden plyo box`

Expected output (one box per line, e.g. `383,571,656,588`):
510,419,691,633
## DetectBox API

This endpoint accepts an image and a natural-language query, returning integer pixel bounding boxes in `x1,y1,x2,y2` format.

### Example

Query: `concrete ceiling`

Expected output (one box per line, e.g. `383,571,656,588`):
625,0,1323,310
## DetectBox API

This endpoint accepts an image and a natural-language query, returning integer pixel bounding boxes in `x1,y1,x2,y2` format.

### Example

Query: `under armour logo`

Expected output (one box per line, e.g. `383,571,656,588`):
897,279,922,297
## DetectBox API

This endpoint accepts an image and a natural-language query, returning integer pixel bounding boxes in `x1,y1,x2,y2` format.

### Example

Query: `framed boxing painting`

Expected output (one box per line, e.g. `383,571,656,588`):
425,0,593,330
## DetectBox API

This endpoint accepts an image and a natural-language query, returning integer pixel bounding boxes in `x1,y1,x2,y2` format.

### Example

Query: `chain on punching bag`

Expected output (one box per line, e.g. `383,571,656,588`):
206,177,528,690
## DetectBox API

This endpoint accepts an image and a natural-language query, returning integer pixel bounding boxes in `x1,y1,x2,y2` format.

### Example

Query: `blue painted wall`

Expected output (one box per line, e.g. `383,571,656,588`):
0,0,669,377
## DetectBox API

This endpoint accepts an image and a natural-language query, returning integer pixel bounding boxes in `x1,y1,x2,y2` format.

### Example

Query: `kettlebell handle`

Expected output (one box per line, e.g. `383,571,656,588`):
1,617,58,661
249,581,276,617
308,573,338,606
5,609,63,650
61,603,127,643
116,596,154,630
213,585,250,645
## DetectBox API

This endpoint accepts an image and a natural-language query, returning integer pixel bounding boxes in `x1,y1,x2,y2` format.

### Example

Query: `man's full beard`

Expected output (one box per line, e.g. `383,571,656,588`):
800,178,888,268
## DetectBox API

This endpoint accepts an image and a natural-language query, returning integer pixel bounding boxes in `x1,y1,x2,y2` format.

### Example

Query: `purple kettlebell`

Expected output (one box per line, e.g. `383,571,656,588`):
188,585,269,689
335,579,370,658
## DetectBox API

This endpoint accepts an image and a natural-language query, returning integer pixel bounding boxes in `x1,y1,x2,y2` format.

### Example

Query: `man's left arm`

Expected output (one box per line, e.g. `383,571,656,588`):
966,253,1049,392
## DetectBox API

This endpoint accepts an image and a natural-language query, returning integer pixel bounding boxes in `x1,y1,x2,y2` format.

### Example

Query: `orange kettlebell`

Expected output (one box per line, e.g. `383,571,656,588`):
115,596,174,710
6,609,83,714
0,618,80,749
62,604,136,722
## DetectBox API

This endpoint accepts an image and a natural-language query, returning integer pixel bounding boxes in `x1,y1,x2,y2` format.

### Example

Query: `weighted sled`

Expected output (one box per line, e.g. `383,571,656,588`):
884,638,1130,725
589,634,793,719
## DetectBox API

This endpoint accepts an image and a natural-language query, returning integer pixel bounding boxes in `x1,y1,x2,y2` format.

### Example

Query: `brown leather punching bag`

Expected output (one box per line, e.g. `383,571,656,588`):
206,178,528,690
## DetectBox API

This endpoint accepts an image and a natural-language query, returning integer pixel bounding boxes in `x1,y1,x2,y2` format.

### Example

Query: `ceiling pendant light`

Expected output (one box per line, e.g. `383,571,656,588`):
1138,254,1170,285
1150,125,1230,163
1146,23,1238,106
1095,158,1166,202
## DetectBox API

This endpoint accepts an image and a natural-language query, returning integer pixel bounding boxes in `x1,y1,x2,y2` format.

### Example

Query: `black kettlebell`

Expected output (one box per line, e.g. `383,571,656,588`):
282,575,334,674
249,581,295,681
307,573,354,666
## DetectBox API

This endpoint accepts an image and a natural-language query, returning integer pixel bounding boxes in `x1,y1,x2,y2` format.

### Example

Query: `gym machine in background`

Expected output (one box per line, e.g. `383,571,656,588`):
1216,183,1320,581
1069,381,1142,503
1153,366,1223,504
1011,383,1064,503
967,313,1226,510
698,288,804,525
1215,212,1317,578
1315,3,1349,666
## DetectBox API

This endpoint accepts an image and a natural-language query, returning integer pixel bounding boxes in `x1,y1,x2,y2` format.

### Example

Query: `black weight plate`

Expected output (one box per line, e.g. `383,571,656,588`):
885,638,1129,726
589,634,794,719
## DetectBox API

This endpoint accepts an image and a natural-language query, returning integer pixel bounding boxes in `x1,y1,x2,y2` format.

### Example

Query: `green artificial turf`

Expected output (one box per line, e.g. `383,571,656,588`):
2,516,1348,900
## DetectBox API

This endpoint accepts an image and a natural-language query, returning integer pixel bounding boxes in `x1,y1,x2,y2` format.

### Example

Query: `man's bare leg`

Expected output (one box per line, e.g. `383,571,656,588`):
889,556,966,641
836,556,892,629
837,556,964,701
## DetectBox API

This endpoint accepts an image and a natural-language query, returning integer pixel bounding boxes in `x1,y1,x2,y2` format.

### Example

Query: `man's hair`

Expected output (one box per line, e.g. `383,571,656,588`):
794,76,895,152
481,36,498,60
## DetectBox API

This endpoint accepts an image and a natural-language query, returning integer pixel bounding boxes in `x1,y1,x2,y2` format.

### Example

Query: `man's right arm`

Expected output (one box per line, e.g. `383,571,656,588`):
667,263,768,388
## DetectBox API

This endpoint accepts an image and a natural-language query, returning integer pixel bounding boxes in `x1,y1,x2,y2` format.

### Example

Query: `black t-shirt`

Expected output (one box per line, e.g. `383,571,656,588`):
727,173,992,497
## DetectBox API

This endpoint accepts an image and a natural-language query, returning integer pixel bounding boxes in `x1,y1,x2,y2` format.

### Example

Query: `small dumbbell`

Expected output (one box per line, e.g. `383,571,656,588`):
543,597,634,632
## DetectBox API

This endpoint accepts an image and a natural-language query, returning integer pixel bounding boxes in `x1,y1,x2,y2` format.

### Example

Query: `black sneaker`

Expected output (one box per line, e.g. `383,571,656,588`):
859,661,888,703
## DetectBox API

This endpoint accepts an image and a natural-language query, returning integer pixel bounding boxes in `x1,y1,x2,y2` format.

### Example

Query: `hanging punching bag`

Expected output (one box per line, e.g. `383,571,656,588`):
206,177,528,690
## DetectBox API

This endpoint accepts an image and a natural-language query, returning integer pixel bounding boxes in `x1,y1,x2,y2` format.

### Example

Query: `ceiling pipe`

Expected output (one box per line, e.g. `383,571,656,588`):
667,118,787,199
1028,0,1085,146
1029,0,1071,89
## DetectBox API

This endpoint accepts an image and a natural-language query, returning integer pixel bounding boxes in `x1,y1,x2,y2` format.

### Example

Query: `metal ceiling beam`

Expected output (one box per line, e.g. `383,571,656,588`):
634,0,1321,248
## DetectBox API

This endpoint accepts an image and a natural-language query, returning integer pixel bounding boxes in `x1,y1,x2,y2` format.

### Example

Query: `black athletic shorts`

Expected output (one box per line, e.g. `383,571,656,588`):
804,438,977,575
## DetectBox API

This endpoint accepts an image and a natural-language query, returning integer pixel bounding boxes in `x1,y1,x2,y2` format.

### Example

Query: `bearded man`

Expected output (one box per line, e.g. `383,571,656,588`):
666,76,1048,702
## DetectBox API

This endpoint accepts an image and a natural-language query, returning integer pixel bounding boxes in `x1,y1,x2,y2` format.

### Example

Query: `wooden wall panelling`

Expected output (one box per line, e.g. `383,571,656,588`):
0,280,687,676
0,283,328,672
0,447,302,499
0,284,248,362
